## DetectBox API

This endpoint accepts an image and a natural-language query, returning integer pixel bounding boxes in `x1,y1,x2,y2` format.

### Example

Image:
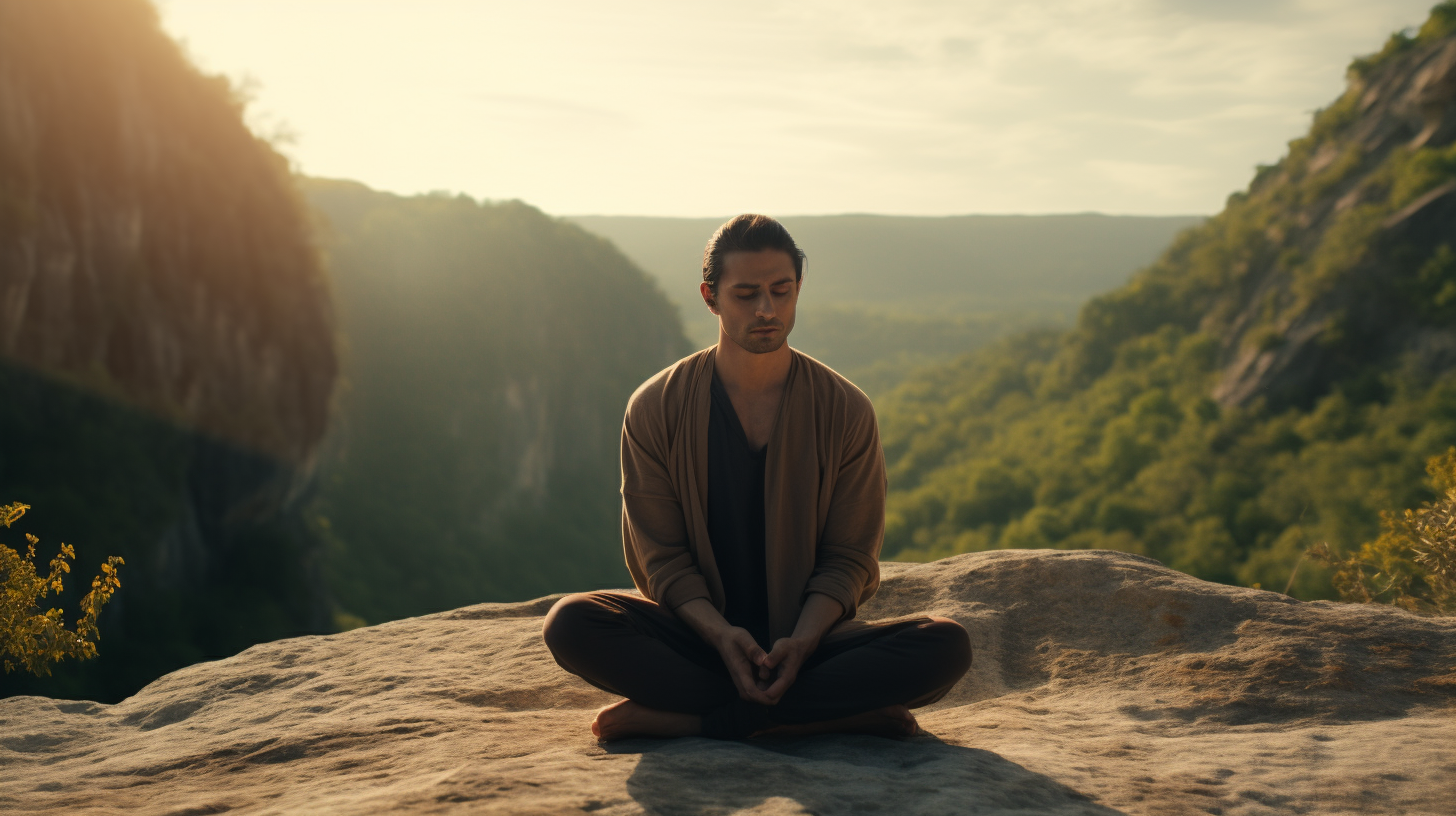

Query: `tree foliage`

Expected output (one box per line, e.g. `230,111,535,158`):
1311,449,1456,614
1,502,123,676
876,12,1456,600
306,180,690,625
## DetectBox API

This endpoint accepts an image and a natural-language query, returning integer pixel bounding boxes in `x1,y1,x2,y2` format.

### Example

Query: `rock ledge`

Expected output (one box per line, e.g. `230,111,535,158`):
2,550,1453,815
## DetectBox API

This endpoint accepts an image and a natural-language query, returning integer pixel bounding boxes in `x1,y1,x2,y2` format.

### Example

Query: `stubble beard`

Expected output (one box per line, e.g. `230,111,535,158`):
732,320,790,355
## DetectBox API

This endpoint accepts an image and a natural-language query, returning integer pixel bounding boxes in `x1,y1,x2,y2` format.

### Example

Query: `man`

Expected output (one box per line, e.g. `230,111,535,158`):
543,214,971,740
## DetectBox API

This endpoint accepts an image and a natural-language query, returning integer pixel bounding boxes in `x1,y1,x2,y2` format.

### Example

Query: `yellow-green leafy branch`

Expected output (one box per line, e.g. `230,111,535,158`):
1311,449,1456,614
0,502,124,676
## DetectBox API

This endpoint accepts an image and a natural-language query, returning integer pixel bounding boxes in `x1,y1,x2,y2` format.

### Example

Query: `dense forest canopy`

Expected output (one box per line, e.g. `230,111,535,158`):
305,180,690,625
570,214,1200,391
876,4,1456,599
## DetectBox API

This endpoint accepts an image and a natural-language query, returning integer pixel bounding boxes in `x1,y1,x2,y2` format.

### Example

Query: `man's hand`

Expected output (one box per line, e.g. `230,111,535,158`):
755,592,845,704
676,593,845,706
675,598,775,704
709,626,776,705
758,635,816,704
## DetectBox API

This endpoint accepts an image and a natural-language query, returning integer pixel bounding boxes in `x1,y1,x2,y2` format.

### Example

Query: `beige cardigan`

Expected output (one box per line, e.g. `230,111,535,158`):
619,347,886,644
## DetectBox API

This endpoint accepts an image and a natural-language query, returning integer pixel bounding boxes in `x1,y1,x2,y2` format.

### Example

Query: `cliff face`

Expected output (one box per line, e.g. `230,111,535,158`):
0,0,338,702
0,0,336,464
1164,18,1456,409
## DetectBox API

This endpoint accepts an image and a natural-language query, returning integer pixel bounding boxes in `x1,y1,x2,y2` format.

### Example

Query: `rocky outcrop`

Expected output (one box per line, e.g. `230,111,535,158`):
1208,29,1456,409
0,0,338,702
3,551,1452,815
0,0,336,463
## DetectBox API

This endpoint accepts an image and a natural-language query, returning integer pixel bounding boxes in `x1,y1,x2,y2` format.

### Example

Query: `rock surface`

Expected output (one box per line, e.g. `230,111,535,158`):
0,0,336,463
2,550,1454,815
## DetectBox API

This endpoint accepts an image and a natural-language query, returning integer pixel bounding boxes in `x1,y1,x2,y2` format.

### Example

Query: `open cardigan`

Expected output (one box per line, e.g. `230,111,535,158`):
619,347,887,644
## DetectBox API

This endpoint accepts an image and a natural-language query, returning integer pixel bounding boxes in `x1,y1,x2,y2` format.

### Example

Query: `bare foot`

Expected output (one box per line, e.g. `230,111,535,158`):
751,705,920,739
591,700,702,741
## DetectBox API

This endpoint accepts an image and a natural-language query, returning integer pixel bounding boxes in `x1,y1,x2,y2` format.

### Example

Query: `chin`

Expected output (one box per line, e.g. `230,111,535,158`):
738,333,787,354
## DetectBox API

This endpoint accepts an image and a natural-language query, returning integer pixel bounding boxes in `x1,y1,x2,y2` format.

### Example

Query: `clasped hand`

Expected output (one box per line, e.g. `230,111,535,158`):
712,627,816,706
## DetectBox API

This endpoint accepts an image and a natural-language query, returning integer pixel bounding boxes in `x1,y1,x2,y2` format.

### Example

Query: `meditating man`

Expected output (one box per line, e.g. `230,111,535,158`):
542,214,972,740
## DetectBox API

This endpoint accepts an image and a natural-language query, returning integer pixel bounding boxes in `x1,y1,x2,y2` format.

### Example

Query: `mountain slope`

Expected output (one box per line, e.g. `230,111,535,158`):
305,180,690,624
0,0,335,463
877,5,1456,598
0,0,337,702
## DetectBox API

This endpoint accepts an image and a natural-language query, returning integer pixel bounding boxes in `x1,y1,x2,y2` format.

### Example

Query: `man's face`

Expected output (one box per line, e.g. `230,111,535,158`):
702,249,801,355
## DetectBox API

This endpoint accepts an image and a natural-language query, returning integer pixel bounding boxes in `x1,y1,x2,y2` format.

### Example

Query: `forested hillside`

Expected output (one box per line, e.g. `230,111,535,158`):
305,181,690,625
878,5,1456,599
0,0,690,699
571,214,1200,390
0,0,337,701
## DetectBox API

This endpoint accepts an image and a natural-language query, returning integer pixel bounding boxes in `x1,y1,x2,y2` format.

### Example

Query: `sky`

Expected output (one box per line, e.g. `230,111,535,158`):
157,0,1438,217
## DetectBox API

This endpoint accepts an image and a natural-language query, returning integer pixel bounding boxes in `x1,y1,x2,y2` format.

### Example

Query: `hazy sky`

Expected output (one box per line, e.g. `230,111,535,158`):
157,0,1436,217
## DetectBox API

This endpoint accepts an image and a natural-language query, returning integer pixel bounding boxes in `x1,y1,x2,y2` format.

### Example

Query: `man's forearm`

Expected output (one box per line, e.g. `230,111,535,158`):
674,597,735,645
790,592,844,649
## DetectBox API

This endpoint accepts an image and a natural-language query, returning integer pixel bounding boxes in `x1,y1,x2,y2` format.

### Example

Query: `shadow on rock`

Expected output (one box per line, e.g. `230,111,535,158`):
617,734,1122,815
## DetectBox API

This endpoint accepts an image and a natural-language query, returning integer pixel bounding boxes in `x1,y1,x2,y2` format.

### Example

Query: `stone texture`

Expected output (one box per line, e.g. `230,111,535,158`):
2,549,1454,815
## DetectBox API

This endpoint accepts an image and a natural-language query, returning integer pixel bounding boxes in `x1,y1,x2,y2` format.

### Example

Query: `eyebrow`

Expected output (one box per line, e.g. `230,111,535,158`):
730,277,796,290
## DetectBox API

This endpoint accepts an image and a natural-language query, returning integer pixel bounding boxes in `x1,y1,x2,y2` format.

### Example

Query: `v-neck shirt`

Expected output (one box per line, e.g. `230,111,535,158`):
706,372,772,649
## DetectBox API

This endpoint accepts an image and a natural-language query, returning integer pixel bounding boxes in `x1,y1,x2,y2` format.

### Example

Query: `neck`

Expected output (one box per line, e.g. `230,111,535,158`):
714,329,792,394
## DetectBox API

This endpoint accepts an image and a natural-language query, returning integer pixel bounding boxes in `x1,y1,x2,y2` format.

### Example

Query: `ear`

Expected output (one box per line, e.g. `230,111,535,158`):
700,281,719,315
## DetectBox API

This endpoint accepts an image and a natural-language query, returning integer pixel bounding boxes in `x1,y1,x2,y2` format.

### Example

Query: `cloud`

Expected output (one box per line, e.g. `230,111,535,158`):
1086,159,1215,202
160,0,1440,216
470,93,630,127
1153,0,1301,21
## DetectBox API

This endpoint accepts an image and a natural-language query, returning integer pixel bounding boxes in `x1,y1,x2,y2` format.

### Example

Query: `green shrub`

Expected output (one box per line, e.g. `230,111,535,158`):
1,502,124,675
1311,450,1456,614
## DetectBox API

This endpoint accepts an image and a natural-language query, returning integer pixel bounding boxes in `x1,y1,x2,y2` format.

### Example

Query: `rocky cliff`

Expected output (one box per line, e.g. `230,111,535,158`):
1144,12,1456,410
2,551,1452,814
0,0,338,702
875,6,1456,592
0,0,336,462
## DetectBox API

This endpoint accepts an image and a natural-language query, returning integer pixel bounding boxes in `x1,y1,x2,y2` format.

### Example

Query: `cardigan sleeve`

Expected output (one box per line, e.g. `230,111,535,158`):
803,390,885,619
620,392,712,611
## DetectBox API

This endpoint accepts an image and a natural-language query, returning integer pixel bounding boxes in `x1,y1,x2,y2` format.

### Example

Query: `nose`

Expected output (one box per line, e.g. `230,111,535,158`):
754,291,776,319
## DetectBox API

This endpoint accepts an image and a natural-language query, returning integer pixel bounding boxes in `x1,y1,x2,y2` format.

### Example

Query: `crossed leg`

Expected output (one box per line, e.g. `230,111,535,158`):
542,591,972,740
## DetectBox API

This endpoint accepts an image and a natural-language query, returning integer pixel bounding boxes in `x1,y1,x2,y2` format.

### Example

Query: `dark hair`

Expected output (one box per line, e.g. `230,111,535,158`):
702,214,805,294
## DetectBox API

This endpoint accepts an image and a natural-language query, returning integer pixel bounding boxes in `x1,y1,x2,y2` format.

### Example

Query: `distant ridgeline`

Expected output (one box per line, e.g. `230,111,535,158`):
568,214,1201,393
304,180,689,625
0,1,337,700
878,5,1456,599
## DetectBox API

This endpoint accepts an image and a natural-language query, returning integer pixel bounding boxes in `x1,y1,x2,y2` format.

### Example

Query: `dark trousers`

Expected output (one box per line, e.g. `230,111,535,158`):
542,591,972,739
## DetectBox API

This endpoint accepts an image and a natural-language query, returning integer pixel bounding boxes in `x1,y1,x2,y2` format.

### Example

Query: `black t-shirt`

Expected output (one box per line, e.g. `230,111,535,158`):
706,372,771,649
